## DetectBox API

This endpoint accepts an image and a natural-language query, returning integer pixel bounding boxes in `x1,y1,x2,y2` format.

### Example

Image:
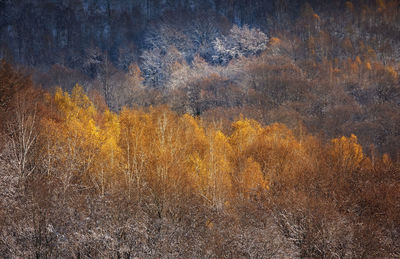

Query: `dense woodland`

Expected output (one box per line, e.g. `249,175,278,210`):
0,0,400,258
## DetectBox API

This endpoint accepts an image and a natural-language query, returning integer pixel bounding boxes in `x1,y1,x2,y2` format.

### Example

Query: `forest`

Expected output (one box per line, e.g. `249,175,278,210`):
0,0,399,257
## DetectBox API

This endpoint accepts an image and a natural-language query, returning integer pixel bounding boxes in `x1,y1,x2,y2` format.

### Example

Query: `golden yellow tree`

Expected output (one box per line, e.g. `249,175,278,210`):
330,134,364,171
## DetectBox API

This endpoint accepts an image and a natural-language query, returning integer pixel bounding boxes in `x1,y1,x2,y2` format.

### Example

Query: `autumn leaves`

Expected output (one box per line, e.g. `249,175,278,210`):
2,78,397,257
36,84,372,210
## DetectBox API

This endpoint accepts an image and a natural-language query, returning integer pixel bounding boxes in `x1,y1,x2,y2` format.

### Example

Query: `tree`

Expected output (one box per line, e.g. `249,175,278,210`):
204,128,233,209
212,24,269,64
83,48,119,109
144,22,193,59
330,134,364,171
141,46,185,88
5,87,39,176
0,60,38,176
117,44,138,71
0,60,31,122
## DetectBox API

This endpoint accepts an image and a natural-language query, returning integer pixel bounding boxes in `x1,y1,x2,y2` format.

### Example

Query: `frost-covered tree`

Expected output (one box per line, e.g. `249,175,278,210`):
185,13,223,62
144,23,193,59
167,55,215,90
213,24,269,64
141,48,163,88
141,46,185,88
144,12,224,63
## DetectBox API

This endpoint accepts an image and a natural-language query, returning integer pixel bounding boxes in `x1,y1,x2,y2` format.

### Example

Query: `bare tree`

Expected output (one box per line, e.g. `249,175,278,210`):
213,24,269,64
